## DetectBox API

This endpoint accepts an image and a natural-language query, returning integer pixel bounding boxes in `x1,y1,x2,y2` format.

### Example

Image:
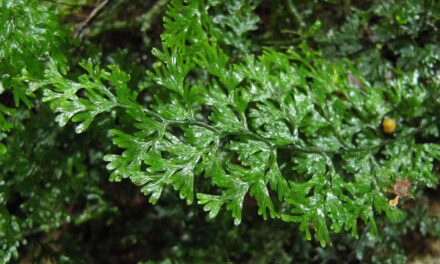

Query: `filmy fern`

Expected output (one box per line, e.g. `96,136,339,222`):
38,0,440,247
0,0,66,154
0,1,68,261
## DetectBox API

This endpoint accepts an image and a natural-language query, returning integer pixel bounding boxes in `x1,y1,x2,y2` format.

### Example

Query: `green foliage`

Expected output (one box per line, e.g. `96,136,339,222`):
36,0,440,248
0,106,114,263
1,0,440,262
0,1,108,262
314,0,440,81
0,0,66,153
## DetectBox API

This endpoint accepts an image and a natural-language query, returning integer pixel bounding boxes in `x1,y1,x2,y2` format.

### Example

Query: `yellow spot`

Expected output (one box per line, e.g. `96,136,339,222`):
389,195,400,207
383,118,397,134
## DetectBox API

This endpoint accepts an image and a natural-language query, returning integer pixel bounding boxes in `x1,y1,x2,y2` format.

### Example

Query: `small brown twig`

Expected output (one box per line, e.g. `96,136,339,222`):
74,0,111,39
